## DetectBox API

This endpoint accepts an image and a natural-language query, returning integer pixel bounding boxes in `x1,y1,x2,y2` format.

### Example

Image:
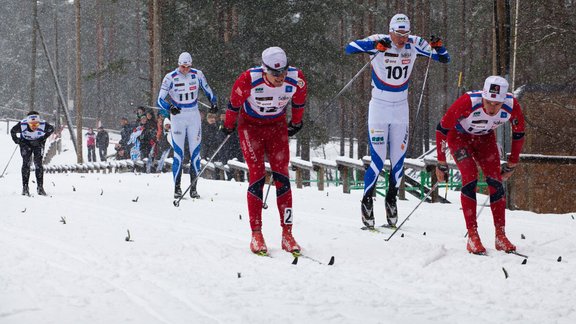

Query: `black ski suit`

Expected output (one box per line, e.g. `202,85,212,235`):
11,120,55,189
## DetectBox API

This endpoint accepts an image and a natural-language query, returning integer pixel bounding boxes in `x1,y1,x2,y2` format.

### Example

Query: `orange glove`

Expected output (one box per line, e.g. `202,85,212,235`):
430,35,443,49
375,38,391,52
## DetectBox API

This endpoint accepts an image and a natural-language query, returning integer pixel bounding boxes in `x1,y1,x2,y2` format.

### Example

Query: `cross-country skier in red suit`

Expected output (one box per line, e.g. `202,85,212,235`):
435,76,525,255
221,46,307,255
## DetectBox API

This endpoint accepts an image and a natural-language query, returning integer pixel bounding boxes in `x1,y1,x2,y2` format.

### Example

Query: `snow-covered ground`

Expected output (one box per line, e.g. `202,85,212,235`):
0,121,574,324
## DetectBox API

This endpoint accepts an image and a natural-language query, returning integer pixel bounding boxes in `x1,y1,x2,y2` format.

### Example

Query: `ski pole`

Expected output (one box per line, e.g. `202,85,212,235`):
407,53,433,152
262,175,274,209
173,135,231,207
385,182,439,241
0,144,19,178
144,101,212,111
312,53,379,120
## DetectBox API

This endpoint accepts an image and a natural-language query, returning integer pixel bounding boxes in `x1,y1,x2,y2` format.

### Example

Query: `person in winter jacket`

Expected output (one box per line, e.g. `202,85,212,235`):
118,117,133,152
156,116,173,173
10,111,55,196
140,111,158,173
96,126,109,161
85,128,96,162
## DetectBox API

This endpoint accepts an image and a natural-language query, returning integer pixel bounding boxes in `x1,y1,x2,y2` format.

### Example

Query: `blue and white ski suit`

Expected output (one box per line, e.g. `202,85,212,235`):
346,34,450,195
157,68,217,183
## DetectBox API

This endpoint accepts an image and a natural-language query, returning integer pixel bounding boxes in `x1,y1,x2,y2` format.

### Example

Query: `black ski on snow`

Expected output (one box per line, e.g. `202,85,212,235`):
291,252,335,266
470,250,529,259
507,251,529,258
255,250,335,266
361,225,396,234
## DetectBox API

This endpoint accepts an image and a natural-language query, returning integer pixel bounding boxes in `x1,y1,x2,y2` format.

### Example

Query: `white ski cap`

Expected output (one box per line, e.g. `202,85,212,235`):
482,76,509,102
389,13,410,31
262,47,288,70
26,114,40,124
178,52,192,66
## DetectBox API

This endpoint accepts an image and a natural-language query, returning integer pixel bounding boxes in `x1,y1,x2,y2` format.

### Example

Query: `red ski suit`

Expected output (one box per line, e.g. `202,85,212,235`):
225,67,306,231
436,91,525,230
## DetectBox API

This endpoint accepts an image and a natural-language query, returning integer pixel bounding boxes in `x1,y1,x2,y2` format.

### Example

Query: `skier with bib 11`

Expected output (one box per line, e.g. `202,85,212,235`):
157,52,218,199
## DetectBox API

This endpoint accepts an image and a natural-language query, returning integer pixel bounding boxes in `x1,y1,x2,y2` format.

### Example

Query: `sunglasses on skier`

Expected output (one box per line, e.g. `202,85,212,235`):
264,64,288,77
392,30,410,37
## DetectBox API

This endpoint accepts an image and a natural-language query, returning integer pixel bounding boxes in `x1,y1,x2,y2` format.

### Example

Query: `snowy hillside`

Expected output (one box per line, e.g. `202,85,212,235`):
0,121,574,324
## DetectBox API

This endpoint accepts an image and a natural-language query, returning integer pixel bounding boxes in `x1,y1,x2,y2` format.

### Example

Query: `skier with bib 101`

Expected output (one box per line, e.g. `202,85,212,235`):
345,13,451,229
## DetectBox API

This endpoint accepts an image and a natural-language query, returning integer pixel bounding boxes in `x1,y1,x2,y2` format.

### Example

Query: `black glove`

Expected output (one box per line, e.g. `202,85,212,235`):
501,163,516,176
430,35,443,49
436,163,449,183
287,121,303,136
209,103,218,114
220,125,235,135
375,38,392,52
169,105,181,115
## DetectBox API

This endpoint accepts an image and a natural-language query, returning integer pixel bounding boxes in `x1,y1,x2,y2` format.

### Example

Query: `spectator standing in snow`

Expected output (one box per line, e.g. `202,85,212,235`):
10,111,55,196
435,76,525,255
136,113,157,173
156,51,218,199
141,109,158,173
85,127,97,162
156,116,173,173
221,46,307,255
96,126,109,161
202,112,223,179
345,13,451,229
118,117,132,153
128,115,146,161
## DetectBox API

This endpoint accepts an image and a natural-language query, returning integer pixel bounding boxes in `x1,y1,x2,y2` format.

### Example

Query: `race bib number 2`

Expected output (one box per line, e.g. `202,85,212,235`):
283,208,293,225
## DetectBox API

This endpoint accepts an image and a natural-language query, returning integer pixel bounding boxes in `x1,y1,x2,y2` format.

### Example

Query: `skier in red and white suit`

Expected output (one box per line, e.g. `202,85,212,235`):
222,47,307,255
435,76,525,255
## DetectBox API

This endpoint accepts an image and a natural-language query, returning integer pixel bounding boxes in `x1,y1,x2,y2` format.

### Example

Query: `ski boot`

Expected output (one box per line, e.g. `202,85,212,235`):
250,230,268,255
385,197,398,227
466,227,487,255
22,184,30,196
190,189,200,199
281,226,301,253
495,227,516,252
361,195,375,228
385,186,398,227
174,185,183,199
190,173,200,199
37,186,47,196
